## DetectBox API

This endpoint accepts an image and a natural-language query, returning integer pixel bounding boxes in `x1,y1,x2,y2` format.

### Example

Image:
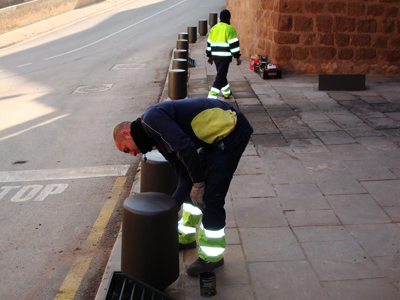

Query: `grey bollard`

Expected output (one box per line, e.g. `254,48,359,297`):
140,150,178,196
174,49,188,60
178,32,188,41
176,39,189,52
172,58,188,82
168,69,187,100
121,192,179,291
187,26,197,43
209,12,218,27
199,19,208,35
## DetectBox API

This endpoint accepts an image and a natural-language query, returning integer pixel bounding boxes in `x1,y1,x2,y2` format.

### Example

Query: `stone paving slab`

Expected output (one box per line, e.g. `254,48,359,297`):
303,239,384,281
249,261,330,300
324,279,400,300
275,183,330,210
326,194,392,225
292,225,354,243
240,227,305,262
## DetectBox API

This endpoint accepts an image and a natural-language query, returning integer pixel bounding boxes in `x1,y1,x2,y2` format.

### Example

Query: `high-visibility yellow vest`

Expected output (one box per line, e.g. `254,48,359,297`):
206,22,240,59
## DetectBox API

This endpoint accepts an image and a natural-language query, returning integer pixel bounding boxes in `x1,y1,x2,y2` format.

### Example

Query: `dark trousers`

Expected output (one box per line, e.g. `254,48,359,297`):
174,117,253,231
212,58,231,90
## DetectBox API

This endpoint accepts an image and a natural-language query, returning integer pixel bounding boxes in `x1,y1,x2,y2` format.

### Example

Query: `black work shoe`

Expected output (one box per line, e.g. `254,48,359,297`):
179,241,197,251
186,257,224,277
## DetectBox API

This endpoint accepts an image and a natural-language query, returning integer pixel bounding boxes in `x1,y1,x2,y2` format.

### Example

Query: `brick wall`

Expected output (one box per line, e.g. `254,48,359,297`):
227,0,400,75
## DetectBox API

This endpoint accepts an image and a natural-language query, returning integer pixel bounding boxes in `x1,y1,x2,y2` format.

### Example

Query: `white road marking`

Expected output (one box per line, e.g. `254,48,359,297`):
44,0,187,60
0,165,130,182
17,63,32,67
0,114,70,141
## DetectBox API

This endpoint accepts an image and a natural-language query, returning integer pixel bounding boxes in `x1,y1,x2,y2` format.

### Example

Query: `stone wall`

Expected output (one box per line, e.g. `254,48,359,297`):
0,0,24,10
0,0,102,34
227,0,400,75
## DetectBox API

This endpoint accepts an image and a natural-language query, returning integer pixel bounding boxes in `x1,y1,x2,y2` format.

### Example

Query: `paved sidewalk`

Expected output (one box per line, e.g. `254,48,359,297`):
97,34,400,300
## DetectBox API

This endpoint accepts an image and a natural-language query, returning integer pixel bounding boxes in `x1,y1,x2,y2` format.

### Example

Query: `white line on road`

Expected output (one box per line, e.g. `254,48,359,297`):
17,63,33,67
44,0,187,60
0,165,130,182
0,114,70,142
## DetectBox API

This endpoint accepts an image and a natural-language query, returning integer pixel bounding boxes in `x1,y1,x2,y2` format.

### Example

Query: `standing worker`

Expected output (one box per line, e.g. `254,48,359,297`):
206,9,242,99
113,98,253,276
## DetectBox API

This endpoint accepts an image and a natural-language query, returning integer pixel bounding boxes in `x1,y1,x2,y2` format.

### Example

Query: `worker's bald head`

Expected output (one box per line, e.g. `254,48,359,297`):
113,122,131,144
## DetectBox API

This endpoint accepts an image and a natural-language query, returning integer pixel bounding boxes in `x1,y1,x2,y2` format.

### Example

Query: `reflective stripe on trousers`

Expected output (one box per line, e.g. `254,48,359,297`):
178,203,226,262
178,203,202,244
221,84,231,97
198,222,226,262
207,87,219,99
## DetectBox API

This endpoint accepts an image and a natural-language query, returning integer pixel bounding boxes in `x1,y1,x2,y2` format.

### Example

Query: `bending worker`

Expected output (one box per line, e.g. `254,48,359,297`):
113,98,253,276
207,9,242,99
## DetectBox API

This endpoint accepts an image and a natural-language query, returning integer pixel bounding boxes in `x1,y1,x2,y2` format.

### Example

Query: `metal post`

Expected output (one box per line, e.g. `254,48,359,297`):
140,150,178,195
187,26,197,43
178,32,188,41
168,69,187,100
172,58,188,82
121,192,179,291
199,19,207,36
178,32,189,40
173,49,188,60
176,39,189,52
209,12,218,27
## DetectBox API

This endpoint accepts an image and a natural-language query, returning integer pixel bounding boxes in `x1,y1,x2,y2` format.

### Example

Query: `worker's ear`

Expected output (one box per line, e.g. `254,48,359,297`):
122,129,132,138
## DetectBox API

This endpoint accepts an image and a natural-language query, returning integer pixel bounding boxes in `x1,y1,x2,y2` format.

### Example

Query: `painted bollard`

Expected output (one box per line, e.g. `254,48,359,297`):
187,26,197,43
121,192,179,292
174,49,188,60
199,19,207,35
168,69,187,100
140,150,178,196
178,32,189,41
209,12,218,27
172,58,188,82
176,39,189,52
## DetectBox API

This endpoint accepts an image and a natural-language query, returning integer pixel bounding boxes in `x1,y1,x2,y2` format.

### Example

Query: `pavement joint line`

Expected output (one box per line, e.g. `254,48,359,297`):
54,176,127,300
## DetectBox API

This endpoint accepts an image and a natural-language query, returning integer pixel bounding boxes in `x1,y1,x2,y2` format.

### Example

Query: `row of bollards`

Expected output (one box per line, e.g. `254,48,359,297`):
168,12,218,100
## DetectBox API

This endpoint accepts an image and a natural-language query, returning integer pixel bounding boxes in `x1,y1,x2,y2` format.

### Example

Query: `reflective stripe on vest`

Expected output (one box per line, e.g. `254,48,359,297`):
211,51,232,57
228,37,239,44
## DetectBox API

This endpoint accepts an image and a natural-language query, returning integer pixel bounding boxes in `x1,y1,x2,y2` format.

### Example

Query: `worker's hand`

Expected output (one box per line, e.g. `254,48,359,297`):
190,182,206,211
236,58,242,66
207,57,213,65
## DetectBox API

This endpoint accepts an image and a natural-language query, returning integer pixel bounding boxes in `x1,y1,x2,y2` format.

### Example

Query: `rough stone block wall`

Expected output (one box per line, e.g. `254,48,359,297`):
0,0,102,34
0,0,24,10
227,0,400,75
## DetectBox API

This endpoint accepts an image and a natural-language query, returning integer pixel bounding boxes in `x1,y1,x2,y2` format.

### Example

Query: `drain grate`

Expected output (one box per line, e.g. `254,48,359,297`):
111,64,146,70
105,271,176,300
72,84,113,94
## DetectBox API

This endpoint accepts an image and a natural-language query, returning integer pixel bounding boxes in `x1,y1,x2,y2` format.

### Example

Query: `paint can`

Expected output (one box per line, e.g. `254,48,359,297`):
199,271,216,297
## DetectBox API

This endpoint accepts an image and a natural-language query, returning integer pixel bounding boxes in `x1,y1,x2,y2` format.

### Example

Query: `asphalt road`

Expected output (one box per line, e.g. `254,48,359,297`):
0,0,226,299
